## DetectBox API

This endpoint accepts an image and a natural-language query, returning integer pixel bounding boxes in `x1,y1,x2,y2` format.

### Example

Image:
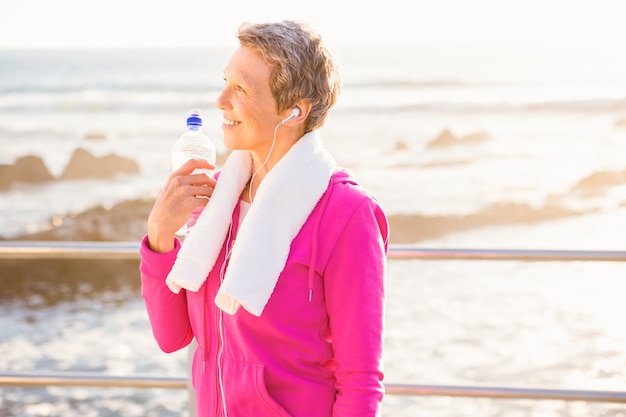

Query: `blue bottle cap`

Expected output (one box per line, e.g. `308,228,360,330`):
187,114,202,126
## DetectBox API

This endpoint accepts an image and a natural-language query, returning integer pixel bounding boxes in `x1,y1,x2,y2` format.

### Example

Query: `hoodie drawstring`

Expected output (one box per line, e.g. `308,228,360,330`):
308,178,334,302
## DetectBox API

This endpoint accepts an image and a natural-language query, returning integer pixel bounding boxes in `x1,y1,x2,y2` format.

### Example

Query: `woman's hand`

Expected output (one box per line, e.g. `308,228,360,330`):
147,158,216,253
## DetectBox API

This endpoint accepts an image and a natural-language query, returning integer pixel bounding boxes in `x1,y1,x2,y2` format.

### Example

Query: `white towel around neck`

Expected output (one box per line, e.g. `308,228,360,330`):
165,131,336,317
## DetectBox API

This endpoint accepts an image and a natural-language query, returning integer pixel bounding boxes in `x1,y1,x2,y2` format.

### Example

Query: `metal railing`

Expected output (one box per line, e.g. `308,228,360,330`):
3,240,626,262
1,371,626,403
1,240,626,405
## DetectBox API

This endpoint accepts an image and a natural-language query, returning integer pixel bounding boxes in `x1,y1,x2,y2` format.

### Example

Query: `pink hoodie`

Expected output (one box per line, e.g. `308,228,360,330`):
140,169,389,416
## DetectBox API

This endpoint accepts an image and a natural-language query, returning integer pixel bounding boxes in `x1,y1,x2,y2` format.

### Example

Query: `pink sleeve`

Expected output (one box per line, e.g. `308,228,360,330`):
324,199,389,417
139,235,195,353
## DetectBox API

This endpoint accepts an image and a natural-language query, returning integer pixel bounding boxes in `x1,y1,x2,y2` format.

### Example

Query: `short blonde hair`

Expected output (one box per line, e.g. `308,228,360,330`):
236,20,341,133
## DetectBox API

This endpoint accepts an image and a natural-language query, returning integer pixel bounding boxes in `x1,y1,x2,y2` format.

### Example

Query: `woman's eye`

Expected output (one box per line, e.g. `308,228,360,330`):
222,78,246,94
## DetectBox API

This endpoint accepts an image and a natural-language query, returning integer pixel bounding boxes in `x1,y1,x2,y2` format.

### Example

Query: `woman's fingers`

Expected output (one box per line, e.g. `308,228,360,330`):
173,158,215,176
146,164,217,252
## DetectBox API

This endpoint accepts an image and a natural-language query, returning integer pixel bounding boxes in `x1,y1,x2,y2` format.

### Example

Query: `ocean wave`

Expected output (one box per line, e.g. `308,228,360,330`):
0,82,224,95
335,97,626,114
2,91,625,114
0,89,217,112
344,79,468,89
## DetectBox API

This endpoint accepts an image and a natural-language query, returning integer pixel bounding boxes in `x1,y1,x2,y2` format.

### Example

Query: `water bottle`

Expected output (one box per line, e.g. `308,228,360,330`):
172,108,216,175
171,108,216,236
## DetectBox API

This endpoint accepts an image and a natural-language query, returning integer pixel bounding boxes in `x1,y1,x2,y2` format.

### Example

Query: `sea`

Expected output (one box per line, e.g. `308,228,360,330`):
1,45,626,416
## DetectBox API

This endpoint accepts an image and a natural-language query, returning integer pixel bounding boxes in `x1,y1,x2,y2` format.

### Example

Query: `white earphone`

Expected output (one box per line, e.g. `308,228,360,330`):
279,107,300,125
249,107,302,203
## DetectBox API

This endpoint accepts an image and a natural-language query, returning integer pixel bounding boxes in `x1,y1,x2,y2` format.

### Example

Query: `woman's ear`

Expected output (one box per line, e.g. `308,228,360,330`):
280,107,301,124
292,100,312,122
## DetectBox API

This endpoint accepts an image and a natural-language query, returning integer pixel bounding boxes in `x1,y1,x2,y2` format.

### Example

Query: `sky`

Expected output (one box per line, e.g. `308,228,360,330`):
0,0,625,50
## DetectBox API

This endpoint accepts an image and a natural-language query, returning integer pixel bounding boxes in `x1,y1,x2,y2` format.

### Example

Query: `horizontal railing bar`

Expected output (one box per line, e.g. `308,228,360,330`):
386,383,626,403
0,241,139,260
1,372,625,403
1,241,626,262
0,372,186,389
389,247,626,262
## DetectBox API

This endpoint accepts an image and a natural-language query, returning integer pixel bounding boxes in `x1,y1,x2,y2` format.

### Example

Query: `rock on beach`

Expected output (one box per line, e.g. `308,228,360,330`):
0,148,140,190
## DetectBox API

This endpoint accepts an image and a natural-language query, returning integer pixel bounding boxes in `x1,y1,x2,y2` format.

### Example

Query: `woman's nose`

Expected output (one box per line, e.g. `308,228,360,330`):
216,88,229,110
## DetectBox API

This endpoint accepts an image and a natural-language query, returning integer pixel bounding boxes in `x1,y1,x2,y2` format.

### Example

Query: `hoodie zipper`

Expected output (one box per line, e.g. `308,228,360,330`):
215,221,235,417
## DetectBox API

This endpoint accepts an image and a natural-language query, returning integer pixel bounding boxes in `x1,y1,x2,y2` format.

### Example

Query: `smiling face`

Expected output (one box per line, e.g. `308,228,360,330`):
216,46,286,153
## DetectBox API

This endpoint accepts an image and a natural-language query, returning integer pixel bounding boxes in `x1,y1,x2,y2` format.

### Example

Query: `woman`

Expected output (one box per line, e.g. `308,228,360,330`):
140,20,389,416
